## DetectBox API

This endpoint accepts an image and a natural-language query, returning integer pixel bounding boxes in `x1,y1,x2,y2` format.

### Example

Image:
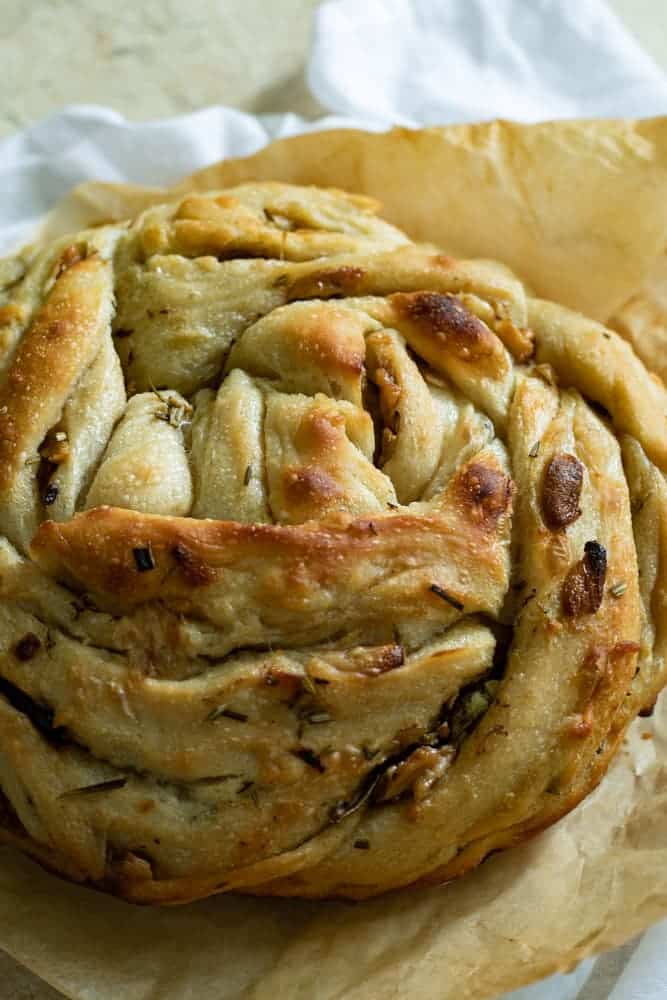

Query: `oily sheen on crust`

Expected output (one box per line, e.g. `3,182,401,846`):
0,182,665,903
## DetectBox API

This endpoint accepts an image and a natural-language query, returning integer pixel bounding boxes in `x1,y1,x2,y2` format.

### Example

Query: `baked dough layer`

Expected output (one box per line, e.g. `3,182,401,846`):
0,182,664,901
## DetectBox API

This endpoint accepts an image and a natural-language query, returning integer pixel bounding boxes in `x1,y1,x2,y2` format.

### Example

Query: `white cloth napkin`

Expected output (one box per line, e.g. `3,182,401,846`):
2,0,667,254
310,0,667,124
1,1,666,998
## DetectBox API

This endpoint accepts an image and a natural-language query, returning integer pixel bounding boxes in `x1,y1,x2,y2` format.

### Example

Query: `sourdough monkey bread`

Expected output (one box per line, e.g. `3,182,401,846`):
0,182,665,903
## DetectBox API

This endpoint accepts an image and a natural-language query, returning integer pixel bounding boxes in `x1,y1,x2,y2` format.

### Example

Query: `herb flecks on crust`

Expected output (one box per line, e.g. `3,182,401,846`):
0,182,659,903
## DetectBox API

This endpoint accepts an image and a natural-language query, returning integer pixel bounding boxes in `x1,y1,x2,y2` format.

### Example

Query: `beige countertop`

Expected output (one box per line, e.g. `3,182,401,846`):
1,1,666,997
1,0,666,138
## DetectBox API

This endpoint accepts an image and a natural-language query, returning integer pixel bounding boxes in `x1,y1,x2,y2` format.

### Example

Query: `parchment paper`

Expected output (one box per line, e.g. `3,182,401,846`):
5,117,667,1000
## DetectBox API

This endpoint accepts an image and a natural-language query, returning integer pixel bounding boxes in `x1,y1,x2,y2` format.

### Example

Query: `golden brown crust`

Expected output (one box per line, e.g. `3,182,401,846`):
0,257,113,491
30,452,512,630
541,453,584,530
0,181,662,904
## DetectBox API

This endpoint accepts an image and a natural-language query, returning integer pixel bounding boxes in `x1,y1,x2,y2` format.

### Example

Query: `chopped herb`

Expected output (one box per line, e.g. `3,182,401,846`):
59,777,127,799
529,440,540,458
313,677,330,686
243,464,252,486
133,546,155,572
13,633,41,661
70,593,99,620
520,587,537,609
42,482,59,506
301,675,318,698
207,705,248,722
392,410,401,434
467,690,490,717
292,748,326,773
387,501,399,510
632,494,648,516
429,584,464,611
194,774,241,786
297,700,334,726
354,838,370,850
368,521,378,535
330,770,384,823
448,681,499,744
153,392,192,429
609,581,627,598
0,677,64,742
237,780,259,804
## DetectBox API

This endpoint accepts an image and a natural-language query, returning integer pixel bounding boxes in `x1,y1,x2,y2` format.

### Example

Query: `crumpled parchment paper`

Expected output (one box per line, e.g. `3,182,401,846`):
3,117,667,1000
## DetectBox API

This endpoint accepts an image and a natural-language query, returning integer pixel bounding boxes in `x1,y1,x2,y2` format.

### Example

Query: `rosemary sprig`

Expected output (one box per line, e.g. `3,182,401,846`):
59,777,127,799
207,705,249,723
429,584,464,611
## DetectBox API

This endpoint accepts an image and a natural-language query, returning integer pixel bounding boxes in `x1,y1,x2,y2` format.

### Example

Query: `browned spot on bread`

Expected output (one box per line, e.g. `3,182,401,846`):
391,292,495,362
373,366,401,415
541,453,584,530
31,502,507,613
172,543,216,587
357,644,405,675
287,266,366,300
375,746,454,804
0,303,25,326
494,319,535,362
294,310,365,374
455,462,513,529
318,643,405,676
295,406,345,452
562,541,607,617
13,633,41,661
0,256,110,492
175,195,237,220
283,466,343,506
570,640,640,740
611,640,641,658
430,253,456,269
213,195,239,210
568,707,594,737
56,244,84,277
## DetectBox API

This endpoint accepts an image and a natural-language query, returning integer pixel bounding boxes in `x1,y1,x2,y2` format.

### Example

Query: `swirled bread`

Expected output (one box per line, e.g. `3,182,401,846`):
0,182,665,902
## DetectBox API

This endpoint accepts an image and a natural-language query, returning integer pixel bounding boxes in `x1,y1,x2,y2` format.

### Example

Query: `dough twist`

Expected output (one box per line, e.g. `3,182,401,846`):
0,183,665,901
